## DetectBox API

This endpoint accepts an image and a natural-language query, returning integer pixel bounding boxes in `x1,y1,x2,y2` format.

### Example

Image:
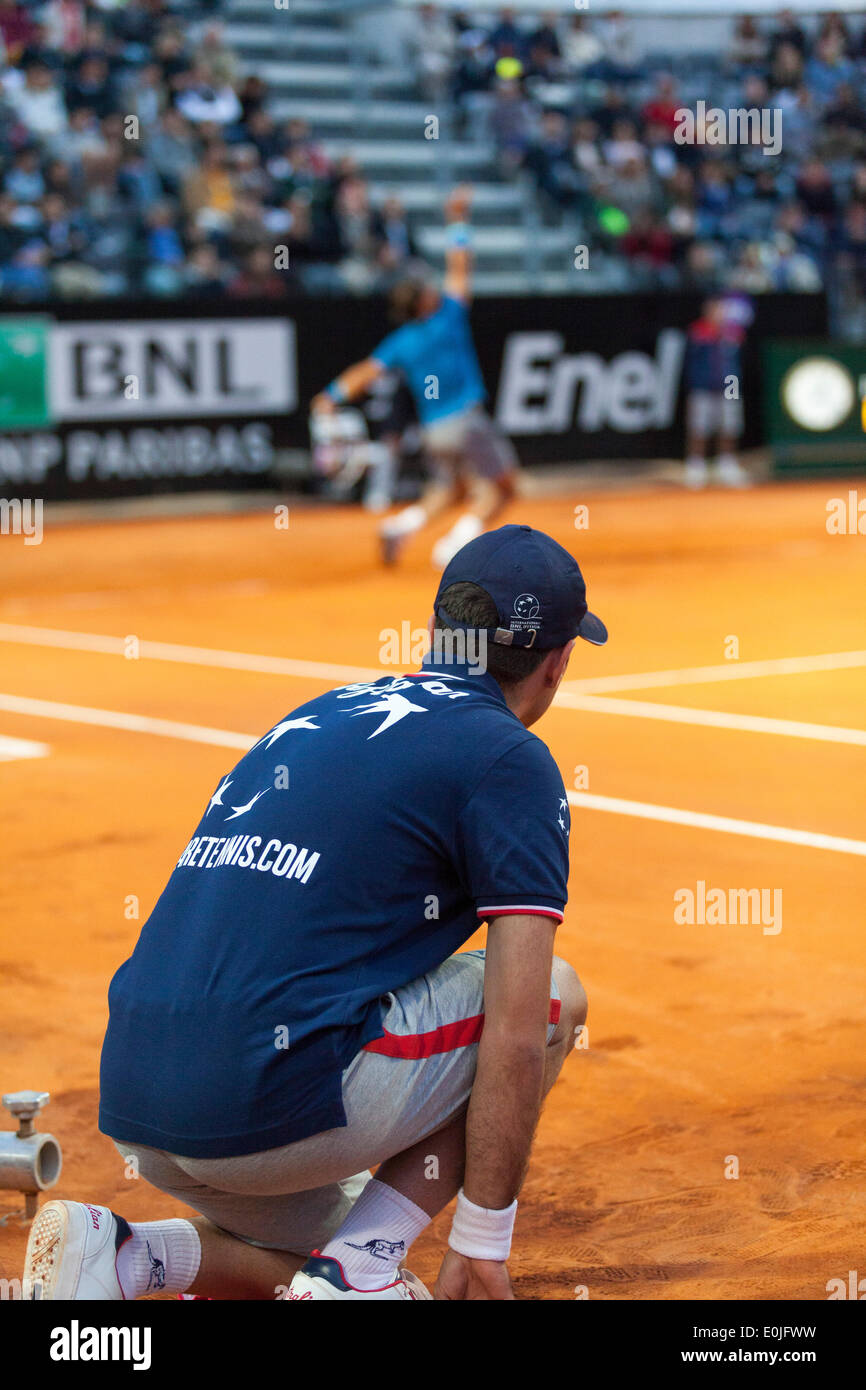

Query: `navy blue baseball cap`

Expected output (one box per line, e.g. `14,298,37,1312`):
434,524,608,651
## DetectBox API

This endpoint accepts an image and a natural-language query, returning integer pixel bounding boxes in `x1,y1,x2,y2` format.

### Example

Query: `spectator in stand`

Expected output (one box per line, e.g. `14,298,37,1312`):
372,194,417,276
601,153,659,225
228,242,289,299
834,199,866,296
0,1,37,63
572,117,604,179
726,16,768,73
39,1,87,58
488,78,534,177
769,39,805,94
524,108,583,216
594,9,641,82
333,174,380,291
238,74,267,124
641,74,681,137
148,106,197,195
66,54,115,120
645,121,678,182
822,84,866,158
805,33,856,109
590,86,636,141
408,3,457,102
6,60,67,138
122,61,165,130
527,12,561,69
4,146,45,204
795,157,838,224
816,12,854,57
768,8,807,63
622,208,675,284
175,63,242,127
145,202,185,270
560,15,603,74
451,28,494,130
489,8,526,63
696,160,735,239
664,165,698,262
182,140,236,229
183,241,227,299
603,118,646,170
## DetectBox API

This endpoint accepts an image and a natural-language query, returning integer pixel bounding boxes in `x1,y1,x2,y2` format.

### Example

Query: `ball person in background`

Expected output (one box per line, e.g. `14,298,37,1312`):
684,294,752,490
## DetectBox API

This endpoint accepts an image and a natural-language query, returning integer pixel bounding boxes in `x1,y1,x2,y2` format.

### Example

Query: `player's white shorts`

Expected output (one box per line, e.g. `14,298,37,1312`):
686,389,744,440
112,949,565,1255
423,405,518,481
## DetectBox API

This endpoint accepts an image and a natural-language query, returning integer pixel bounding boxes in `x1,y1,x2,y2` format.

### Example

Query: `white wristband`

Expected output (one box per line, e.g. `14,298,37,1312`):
448,1188,517,1261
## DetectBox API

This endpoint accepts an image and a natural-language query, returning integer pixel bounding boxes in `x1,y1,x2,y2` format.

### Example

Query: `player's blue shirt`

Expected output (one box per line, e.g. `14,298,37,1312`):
371,294,487,426
98,659,570,1159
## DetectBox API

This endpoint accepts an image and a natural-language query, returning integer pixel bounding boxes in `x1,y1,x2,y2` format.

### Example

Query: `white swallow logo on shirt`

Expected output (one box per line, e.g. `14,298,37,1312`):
347,691,427,738
252,716,320,750
206,777,233,815
225,788,269,820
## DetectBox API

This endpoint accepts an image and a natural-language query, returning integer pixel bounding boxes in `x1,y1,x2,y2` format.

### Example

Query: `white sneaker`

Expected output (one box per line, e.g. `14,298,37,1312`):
287,1253,432,1300
22,1200,131,1300
715,457,751,488
683,459,709,490
431,513,483,568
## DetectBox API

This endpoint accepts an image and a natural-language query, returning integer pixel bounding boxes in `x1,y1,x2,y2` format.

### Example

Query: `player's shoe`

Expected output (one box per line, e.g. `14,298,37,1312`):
22,1200,130,1300
431,512,483,568
683,459,709,489
380,528,404,566
714,457,751,488
286,1253,432,1300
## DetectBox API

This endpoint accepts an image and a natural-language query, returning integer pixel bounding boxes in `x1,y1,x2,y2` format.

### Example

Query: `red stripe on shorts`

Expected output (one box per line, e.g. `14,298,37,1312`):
363,998,561,1059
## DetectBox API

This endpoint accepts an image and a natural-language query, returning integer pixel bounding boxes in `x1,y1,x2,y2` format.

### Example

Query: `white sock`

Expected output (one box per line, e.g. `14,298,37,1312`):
382,503,425,539
321,1179,430,1290
116,1218,201,1298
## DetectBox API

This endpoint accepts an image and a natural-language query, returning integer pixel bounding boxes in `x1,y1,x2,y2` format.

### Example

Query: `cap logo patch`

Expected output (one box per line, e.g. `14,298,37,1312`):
510,592,542,638
513,593,540,619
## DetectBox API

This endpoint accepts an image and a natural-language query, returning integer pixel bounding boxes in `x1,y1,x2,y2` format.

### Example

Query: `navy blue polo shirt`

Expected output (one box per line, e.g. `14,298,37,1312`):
98,660,569,1158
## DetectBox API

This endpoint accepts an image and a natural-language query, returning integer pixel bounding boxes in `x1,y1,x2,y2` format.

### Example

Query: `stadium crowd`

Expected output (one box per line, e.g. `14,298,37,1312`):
0,0,419,300
430,4,866,315
0,1,865,327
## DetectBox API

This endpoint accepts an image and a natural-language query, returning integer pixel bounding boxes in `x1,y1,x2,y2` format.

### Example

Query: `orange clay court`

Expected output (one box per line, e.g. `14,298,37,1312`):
0,479,864,1301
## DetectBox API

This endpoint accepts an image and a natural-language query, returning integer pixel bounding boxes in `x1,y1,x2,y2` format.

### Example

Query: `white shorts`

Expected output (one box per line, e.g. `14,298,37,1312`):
687,389,744,440
112,950,565,1253
423,406,518,481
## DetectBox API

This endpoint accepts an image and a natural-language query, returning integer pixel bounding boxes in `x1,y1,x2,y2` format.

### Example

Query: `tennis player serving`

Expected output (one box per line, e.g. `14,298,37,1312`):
311,186,520,569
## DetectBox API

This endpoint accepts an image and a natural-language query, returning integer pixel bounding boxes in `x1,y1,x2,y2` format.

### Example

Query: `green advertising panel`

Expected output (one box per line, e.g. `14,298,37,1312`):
764,341,866,475
0,317,50,429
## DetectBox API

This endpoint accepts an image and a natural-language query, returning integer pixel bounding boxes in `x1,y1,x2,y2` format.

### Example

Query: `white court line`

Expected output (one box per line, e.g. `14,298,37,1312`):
555,691,866,747
567,791,866,858
563,650,866,695
0,693,254,751
0,733,50,762
2,690,865,858
0,623,384,685
2,621,865,747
